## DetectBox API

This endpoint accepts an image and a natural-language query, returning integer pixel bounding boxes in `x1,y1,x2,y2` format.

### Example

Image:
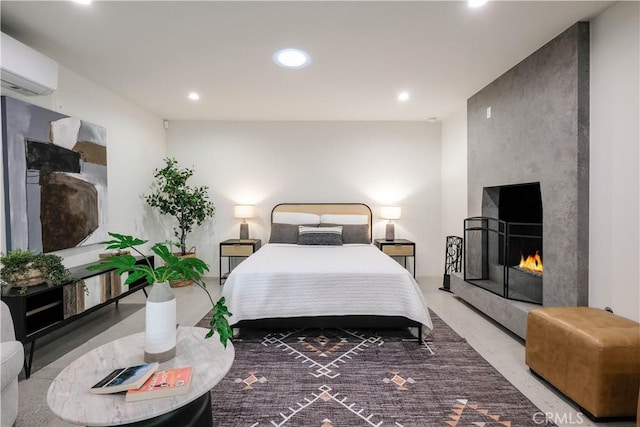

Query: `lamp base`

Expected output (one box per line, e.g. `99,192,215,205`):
385,223,395,241
239,223,249,240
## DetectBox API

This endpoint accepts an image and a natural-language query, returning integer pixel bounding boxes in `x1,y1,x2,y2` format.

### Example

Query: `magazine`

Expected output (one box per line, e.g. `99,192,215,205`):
90,362,159,394
125,367,192,402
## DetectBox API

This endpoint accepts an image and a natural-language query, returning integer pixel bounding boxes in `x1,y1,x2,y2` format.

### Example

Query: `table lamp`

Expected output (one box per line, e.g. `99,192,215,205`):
380,206,401,241
234,205,254,240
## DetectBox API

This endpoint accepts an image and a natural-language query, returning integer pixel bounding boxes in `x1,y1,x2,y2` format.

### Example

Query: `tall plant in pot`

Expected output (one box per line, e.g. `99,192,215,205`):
145,158,215,286
88,233,232,363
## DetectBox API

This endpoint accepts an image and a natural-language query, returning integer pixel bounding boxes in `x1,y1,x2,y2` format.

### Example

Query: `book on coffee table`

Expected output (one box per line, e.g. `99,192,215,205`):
125,367,192,402
90,362,159,394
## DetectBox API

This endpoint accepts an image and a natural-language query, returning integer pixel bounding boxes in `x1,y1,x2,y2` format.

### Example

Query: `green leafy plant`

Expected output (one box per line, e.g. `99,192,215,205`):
0,249,73,293
88,232,233,346
145,158,215,256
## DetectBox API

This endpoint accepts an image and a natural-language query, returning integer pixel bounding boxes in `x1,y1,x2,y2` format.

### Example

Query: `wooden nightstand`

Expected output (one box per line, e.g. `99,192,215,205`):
219,239,261,285
374,239,416,277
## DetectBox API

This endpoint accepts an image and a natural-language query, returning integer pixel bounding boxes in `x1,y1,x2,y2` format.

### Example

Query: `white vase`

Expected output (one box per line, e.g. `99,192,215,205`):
144,281,177,363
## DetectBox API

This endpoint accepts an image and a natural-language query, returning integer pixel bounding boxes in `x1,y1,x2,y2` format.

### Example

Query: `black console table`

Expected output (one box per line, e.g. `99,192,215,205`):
1,256,152,378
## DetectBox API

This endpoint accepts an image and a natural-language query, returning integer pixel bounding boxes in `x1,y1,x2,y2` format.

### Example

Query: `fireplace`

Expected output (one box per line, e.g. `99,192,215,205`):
451,23,589,338
464,183,543,305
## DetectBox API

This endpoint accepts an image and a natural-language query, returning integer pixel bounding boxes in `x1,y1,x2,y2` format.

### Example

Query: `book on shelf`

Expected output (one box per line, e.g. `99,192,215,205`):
89,362,159,394
125,367,192,402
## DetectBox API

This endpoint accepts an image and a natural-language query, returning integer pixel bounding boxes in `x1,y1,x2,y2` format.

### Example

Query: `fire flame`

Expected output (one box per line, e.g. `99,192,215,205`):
519,250,543,274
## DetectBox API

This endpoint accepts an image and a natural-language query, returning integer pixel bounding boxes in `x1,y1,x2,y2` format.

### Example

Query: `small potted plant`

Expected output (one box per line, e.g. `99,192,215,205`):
0,249,73,294
89,233,232,362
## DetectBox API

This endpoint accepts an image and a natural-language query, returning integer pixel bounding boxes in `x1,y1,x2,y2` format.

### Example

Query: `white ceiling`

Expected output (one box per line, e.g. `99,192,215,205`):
1,1,612,121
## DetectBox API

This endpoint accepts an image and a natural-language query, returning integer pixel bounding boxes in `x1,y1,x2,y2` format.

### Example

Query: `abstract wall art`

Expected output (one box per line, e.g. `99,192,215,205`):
2,96,108,252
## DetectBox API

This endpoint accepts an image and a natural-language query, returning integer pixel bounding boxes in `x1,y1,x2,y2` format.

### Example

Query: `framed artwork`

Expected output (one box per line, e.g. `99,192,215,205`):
2,96,108,252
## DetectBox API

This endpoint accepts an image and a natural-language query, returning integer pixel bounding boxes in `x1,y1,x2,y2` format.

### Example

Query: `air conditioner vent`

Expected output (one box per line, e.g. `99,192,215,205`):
1,32,58,96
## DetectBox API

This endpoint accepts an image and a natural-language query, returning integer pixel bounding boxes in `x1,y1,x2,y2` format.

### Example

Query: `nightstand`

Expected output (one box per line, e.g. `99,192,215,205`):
219,239,261,285
374,239,416,277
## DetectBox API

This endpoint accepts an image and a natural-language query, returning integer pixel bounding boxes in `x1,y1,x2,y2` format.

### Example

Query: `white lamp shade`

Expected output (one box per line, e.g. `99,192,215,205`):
380,206,402,220
234,205,255,219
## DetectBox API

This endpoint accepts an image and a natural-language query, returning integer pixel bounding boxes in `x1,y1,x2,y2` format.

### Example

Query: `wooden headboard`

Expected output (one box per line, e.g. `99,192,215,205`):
271,203,373,239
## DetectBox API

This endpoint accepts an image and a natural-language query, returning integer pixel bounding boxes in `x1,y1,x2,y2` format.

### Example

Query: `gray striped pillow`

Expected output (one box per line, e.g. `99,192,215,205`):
297,225,343,246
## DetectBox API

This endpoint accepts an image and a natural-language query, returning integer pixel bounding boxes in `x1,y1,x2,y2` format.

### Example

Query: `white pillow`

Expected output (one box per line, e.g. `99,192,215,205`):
320,214,368,225
273,212,320,225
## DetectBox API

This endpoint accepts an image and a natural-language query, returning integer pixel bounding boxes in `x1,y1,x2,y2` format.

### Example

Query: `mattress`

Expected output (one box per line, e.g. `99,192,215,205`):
222,243,433,331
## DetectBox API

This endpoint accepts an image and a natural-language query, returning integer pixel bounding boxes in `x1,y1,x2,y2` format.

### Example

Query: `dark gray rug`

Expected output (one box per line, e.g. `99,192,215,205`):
197,312,552,426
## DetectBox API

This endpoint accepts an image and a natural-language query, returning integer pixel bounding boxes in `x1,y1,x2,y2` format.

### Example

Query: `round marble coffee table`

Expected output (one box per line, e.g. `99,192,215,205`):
47,327,234,426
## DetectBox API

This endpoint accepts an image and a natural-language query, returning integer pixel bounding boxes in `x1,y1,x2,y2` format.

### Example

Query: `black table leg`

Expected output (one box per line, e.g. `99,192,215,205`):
112,391,213,427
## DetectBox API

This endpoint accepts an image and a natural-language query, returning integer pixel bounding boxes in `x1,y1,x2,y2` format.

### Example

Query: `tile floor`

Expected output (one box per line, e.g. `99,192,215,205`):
15,277,635,427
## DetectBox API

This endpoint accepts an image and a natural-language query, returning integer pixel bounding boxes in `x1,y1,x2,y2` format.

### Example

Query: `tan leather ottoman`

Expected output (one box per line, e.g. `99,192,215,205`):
525,307,640,419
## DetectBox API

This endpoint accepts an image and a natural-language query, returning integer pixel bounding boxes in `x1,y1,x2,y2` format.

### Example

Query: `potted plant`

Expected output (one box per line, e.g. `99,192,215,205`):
88,233,232,362
145,158,215,256
0,249,73,294
145,158,215,287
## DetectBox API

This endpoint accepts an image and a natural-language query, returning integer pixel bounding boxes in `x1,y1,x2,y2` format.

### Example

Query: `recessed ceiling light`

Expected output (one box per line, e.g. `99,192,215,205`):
72,0,92,5
427,117,439,123
188,92,200,101
398,91,410,102
273,48,311,69
468,0,488,8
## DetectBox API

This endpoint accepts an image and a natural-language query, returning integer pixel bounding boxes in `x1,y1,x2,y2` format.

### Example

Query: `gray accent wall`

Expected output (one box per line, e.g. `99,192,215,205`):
466,22,590,309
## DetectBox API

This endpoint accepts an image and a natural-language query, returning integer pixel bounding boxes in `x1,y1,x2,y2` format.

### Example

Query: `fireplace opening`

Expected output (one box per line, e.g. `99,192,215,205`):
464,182,543,304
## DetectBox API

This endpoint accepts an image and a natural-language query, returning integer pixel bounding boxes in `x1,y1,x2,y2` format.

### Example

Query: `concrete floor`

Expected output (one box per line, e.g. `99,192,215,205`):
15,277,635,427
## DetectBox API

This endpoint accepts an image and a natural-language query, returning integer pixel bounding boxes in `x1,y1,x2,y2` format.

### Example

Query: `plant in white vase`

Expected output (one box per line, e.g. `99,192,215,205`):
88,233,232,362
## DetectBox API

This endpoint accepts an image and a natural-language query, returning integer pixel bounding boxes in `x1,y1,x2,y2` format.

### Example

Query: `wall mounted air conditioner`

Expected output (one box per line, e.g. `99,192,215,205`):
1,32,58,96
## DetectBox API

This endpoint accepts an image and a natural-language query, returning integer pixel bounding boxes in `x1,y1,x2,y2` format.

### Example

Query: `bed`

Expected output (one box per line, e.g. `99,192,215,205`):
221,203,433,341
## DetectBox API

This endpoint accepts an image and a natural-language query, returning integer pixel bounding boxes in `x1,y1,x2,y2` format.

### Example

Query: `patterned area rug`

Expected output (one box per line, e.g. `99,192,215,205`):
197,312,552,426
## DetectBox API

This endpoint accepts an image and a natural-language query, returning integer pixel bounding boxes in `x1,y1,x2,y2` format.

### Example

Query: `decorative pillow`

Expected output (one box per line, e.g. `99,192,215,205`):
269,223,318,244
273,212,320,225
320,214,368,225
297,225,343,246
320,223,370,244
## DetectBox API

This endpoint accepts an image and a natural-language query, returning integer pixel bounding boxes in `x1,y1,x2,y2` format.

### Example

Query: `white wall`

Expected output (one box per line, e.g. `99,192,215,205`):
166,121,441,277
590,1,640,321
440,106,467,272
1,65,167,267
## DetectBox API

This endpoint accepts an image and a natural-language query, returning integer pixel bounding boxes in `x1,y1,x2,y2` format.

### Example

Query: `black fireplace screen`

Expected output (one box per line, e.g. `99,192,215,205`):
464,216,542,304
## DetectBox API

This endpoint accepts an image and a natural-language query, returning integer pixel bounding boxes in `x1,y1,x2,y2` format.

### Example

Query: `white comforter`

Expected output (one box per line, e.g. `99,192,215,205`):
222,243,433,331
